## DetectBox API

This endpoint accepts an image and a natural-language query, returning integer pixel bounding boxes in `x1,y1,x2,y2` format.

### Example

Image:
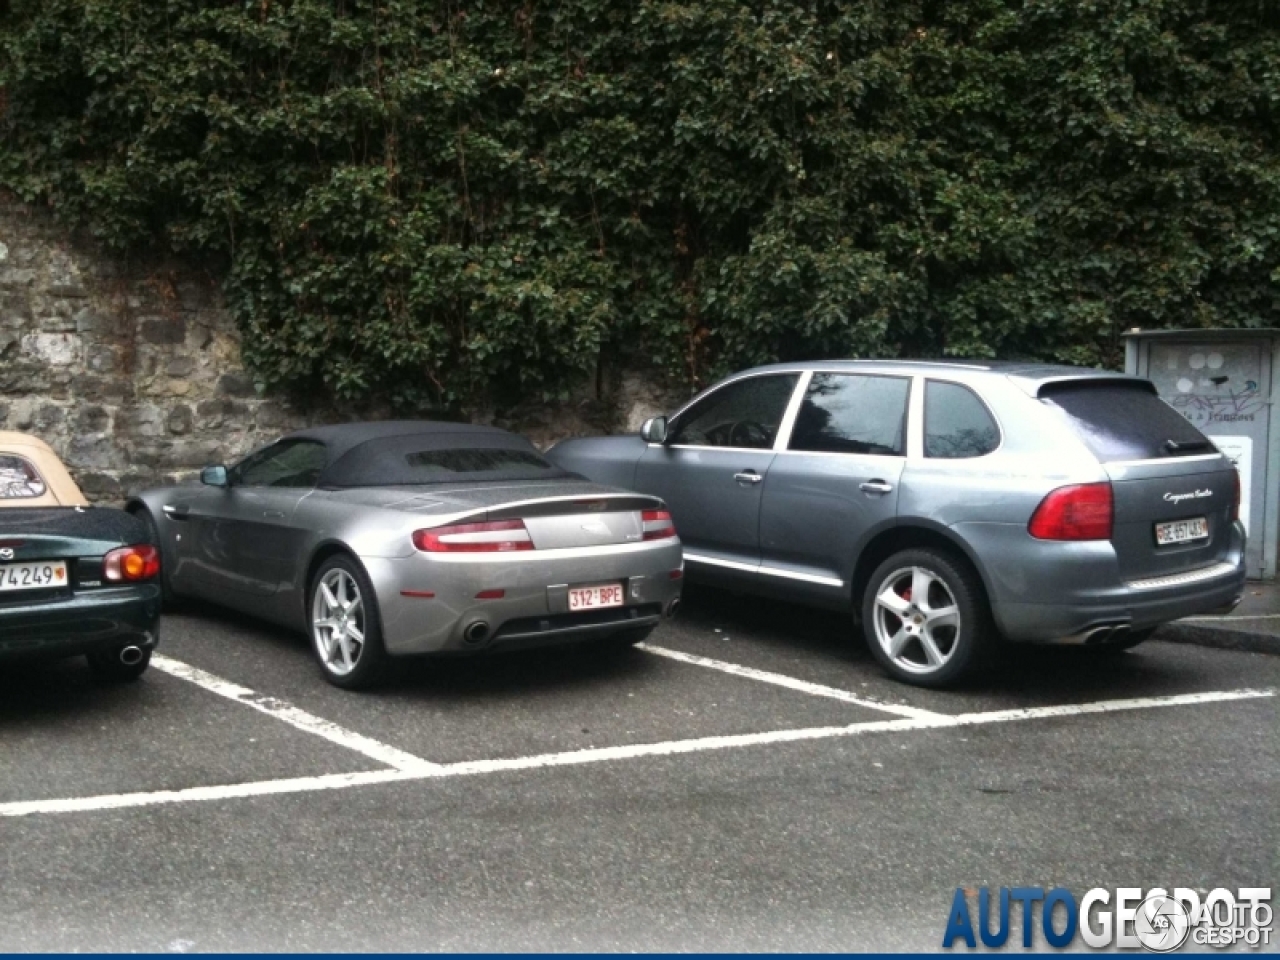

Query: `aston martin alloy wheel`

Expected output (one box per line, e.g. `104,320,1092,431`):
861,548,992,688
309,555,387,689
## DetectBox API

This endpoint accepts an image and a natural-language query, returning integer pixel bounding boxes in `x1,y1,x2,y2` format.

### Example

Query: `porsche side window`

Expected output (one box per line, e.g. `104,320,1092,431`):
789,374,910,456
0,454,47,499
924,381,1001,459
234,441,327,488
668,375,800,449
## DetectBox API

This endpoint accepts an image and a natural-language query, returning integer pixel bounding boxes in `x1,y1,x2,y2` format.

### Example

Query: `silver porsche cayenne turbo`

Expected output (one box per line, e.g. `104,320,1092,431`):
129,422,683,688
547,360,1246,688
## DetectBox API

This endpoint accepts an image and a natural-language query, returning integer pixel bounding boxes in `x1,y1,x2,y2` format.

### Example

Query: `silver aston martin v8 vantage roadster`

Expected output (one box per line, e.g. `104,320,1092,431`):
129,422,683,688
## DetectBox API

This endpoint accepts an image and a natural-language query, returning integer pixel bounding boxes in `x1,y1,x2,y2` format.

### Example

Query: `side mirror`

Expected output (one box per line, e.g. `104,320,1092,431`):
640,416,668,444
200,465,229,487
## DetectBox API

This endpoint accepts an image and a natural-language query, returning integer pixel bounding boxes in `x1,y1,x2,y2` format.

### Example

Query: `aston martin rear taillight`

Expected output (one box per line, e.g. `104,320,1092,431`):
641,509,677,541
412,520,534,553
103,544,161,582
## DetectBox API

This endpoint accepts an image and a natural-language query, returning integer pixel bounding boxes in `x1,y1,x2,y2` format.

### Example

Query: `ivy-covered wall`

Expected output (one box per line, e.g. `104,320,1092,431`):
2,1,1277,415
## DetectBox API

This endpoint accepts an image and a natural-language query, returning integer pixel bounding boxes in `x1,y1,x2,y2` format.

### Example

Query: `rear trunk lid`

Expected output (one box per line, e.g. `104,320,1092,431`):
1039,380,1238,582
0,507,148,604
330,481,670,550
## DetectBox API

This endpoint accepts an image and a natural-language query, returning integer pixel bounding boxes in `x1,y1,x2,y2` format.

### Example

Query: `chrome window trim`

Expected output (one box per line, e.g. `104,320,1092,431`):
921,377,1005,460
908,374,925,460
684,551,844,588
772,370,813,451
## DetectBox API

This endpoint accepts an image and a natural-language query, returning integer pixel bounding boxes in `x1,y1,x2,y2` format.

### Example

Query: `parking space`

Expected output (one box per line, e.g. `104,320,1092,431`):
0,659,370,805
1,584,1277,949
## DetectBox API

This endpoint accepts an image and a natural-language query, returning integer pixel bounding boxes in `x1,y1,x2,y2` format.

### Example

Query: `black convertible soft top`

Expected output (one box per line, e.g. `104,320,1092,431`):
281,421,573,488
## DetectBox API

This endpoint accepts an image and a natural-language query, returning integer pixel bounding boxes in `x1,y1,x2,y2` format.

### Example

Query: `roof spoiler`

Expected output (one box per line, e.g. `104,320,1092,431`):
1006,371,1153,399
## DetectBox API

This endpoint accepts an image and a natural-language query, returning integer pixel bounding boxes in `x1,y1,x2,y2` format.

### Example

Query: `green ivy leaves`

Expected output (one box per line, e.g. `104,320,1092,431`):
2,0,1276,410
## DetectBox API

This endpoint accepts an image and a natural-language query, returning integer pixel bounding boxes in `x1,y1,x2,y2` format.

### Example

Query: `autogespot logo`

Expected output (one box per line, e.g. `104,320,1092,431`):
942,886,1273,951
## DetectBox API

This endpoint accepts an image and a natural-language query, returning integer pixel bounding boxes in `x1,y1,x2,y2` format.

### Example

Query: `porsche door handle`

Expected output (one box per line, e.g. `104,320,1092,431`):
162,504,190,520
859,480,894,495
734,471,764,486
263,510,287,519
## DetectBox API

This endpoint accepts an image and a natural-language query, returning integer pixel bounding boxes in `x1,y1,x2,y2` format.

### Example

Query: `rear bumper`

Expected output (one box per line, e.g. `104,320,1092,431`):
364,539,684,655
0,585,162,663
996,562,1245,643
956,519,1247,644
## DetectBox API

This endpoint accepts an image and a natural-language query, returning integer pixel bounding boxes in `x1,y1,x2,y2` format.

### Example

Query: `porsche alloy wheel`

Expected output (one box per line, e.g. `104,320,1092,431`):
871,563,965,675
861,548,992,688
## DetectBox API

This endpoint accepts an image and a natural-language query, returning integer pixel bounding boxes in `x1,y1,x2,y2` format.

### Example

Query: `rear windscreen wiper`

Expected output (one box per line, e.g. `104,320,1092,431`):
1163,438,1213,454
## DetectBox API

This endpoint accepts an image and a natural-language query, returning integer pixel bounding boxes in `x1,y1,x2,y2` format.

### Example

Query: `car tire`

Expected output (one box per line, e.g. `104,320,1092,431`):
308,554,389,690
861,547,993,688
87,645,151,683
130,507,182,611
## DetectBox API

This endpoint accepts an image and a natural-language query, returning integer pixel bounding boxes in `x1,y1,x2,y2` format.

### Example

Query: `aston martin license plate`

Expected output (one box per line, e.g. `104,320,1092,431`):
568,582,624,611
1155,517,1209,546
0,560,68,592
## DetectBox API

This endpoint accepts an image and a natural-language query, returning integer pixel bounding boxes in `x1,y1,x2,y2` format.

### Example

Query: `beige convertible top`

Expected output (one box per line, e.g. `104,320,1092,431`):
0,431,89,508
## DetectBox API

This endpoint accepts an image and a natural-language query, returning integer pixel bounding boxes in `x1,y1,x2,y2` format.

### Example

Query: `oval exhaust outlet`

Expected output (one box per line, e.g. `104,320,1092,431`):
119,645,145,666
463,621,491,645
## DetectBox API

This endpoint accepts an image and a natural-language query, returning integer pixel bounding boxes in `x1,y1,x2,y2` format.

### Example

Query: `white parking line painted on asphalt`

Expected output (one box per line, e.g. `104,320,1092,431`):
0,770,416,818
152,655,440,774
947,688,1277,725
637,643,952,722
1182,613,1280,621
4,686,1271,818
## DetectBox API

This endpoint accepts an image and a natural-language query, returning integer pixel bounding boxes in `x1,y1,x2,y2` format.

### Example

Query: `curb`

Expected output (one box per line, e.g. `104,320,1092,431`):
1157,621,1280,656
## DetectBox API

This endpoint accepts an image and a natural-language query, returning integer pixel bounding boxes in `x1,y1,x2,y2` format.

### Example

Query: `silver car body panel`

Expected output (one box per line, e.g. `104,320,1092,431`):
132,470,682,656
547,360,1246,643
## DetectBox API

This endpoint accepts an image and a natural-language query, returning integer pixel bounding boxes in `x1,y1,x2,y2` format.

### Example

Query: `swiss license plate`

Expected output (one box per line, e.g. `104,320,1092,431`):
568,582,624,611
1155,517,1209,546
0,560,68,593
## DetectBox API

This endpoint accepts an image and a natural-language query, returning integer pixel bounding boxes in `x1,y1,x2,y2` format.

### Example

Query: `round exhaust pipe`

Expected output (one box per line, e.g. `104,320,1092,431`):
119,645,145,666
666,598,681,619
462,621,491,646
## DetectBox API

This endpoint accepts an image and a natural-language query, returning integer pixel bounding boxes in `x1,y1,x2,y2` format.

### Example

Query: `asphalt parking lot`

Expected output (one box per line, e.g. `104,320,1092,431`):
2,587,1277,951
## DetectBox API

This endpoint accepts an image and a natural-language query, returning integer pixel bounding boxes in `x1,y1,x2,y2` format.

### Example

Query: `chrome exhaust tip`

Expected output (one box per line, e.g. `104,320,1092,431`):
119,645,145,666
666,598,681,619
462,621,491,646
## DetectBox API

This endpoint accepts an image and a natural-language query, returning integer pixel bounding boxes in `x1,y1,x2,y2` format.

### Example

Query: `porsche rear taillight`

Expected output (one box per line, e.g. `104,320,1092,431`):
1028,483,1113,541
103,544,161,582
412,520,534,553
641,509,677,541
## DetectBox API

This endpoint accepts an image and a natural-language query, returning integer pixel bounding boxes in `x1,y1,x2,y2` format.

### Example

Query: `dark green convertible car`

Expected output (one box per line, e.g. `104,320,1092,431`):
0,431,161,680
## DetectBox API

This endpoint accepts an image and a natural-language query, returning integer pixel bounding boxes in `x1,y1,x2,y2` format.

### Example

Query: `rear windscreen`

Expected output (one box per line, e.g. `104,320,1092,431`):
1040,381,1215,462
0,454,47,499
320,433,572,487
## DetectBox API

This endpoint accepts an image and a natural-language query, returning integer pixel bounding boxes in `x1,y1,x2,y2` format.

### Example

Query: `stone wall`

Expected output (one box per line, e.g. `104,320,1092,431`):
0,199,315,500
0,198,690,501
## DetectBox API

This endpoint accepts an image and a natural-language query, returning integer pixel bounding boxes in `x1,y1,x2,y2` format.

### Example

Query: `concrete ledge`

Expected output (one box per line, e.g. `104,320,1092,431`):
1156,621,1280,656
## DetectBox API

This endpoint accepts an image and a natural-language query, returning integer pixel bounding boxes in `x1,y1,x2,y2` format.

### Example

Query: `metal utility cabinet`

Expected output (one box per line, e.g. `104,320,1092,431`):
1125,328,1280,579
